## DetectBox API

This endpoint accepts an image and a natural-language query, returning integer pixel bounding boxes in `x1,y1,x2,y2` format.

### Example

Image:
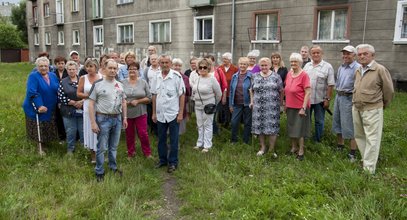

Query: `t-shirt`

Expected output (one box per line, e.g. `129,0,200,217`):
284,70,311,109
89,79,126,114
121,78,151,118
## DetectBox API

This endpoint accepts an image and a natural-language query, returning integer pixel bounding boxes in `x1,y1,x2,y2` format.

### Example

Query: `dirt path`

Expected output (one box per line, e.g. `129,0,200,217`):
155,173,181,220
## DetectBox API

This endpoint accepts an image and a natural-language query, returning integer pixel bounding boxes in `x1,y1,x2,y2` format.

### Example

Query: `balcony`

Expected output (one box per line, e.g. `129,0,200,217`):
189,0,214,8
56,13,64,25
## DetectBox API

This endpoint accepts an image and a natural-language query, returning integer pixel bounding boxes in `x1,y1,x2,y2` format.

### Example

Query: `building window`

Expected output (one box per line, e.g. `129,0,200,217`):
94,25,104,45
149,19,171,43
56,0,64,24
117,0,133,4
251,11,280,42
93,0,103,18
394,0,407,44
314,5,350,42
34,33,39,46
194,15,213,43
33,6,38,26
58,31,64,45
117,23,134,43
73,30,80,45
44,3,50,17
45,32,51,45
71,0,79,12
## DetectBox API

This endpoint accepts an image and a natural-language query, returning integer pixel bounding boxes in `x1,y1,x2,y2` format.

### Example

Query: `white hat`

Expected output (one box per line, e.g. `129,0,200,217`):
341,45,356,54
69,50,79,57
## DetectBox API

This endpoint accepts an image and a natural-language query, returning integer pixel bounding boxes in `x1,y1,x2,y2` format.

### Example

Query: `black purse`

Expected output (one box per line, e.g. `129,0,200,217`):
197,77,217,114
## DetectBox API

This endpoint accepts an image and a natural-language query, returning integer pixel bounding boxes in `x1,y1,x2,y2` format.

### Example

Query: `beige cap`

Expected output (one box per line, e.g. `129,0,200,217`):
341,45,356,54
69,50,79,57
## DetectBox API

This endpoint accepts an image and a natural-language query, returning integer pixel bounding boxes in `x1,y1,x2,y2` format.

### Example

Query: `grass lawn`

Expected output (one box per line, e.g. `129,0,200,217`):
0,62,406,219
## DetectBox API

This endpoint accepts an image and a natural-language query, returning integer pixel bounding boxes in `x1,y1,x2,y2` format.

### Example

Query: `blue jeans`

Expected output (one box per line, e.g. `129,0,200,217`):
157,118,179,166
95,114,122,175
62,116,84,152
230,105,252,144
310,102,326,142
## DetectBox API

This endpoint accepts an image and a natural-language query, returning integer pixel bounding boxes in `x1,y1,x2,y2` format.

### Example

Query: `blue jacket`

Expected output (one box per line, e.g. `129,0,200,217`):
22,70,59,121
229,71,252,107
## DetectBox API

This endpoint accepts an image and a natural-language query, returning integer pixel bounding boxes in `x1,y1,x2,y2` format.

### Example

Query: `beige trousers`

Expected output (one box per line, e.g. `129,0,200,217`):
352,107,383,174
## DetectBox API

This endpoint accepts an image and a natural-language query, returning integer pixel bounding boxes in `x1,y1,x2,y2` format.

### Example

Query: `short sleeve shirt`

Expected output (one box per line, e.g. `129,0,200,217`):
335,61,360,93
89,79,126,114
303,60,335,104
284,70,311,109
151,69,185,123
122,78,151,118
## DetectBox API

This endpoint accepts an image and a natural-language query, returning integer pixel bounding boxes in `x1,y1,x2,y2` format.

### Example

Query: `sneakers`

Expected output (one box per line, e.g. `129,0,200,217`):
348,153,356,163
336,144,345,151
167,165,176,173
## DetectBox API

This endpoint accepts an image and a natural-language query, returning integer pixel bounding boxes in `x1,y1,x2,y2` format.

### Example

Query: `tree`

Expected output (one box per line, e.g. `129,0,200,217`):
10,1,27,44
0,23,26,49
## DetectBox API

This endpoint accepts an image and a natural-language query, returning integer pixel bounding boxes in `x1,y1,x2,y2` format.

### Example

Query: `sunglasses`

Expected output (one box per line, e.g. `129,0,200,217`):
198,66,208,70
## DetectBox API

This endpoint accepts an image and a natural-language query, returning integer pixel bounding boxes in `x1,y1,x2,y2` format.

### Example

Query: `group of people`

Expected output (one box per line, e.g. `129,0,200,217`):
22,43,393,181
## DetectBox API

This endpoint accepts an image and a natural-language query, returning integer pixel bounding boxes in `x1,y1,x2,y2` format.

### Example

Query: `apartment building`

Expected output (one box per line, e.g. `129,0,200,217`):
26,0,407,82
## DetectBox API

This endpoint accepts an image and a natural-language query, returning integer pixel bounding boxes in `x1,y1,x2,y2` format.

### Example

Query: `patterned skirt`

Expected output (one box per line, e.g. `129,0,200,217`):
25,114,59,143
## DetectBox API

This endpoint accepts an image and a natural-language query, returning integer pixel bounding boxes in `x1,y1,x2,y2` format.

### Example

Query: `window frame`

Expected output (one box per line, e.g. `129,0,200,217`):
71,0,79,12
93,25,104,45
193,15,214,43
116,23,134,44
250,10,280,44
58,31,64,45
149,19,171,43
93,0,103,19
33,6,38,25
394,0,407,44
72,30,80,45
45,32,51,45
312,4,351,43
34,32,39,46
56,0,64,24
44,3,50,17
117,0,133,5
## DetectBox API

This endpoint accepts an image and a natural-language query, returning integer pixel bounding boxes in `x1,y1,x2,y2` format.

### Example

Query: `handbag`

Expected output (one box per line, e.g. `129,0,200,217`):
197,77,217,114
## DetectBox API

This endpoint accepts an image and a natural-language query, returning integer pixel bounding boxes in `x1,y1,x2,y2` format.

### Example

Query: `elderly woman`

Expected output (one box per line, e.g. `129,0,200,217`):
193,58,222,153
229,57,252,144
57,61,84,154
284,53,311,161
250,57,283,157
118,51,137,80
271,52,288,86
247,50,261,73
77,58,102,163
122,62,152,159
172,58,191,135
78,56,94,77
22,57,60,154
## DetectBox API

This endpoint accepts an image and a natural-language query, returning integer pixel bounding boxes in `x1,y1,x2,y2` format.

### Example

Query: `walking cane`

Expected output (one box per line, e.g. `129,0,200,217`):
30,96,45,156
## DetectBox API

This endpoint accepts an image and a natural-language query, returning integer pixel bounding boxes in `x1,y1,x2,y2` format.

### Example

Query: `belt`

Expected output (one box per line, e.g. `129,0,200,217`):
96,112,120,117
337,91,353,96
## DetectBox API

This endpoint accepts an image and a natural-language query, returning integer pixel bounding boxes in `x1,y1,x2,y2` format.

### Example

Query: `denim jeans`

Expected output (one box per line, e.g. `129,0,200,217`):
62,116,84,152
310,102,326,142
157,118,179,166
95,114,122,175
230,105,252,144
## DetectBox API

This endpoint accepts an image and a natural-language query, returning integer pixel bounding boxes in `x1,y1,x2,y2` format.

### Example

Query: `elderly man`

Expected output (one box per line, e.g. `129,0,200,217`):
151,55,185,173
352,44,394,174
88,59,128,182
69,50,83,71
332,46,360,161
300,46,311,68
141,45,158,70
217,52,238,127
303,45,335,142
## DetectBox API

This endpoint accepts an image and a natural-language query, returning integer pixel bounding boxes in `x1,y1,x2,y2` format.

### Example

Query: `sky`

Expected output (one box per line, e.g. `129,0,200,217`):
1,0,20,4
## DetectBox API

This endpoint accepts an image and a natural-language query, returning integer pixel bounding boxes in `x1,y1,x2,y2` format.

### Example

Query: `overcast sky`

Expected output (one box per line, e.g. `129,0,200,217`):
1,0,20,4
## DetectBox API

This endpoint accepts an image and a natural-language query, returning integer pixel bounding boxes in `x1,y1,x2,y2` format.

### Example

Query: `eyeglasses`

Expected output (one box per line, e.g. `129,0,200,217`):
198,66,208,70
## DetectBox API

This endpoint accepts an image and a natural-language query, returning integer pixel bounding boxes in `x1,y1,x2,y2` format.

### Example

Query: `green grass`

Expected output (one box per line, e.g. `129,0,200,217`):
0,62,406,219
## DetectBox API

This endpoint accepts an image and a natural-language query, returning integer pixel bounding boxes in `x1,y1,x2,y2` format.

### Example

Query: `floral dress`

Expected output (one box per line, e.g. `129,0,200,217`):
251,73,283,135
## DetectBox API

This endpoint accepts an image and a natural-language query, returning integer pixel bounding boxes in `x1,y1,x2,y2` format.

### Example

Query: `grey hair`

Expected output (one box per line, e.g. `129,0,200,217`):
65,60,78,70
158,54,172,62
289,53,303,64
247,49,260,57
35,56,50,67
356,44,375,54
172,58,183,65
222,52,232,60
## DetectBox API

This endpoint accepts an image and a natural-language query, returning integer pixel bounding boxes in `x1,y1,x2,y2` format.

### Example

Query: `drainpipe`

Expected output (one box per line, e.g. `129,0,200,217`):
231,0,236,60
83,0,88,57
362,0,369,43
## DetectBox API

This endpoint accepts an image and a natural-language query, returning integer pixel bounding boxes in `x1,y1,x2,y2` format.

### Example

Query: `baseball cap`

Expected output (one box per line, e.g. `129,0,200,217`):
341,45,356,54
69,50,79,57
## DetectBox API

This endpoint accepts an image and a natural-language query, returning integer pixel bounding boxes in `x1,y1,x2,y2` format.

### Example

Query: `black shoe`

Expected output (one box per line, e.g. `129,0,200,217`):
296,154,304,161
336,144,345,151
167,165,176,173
155,162,167,169
96,174,104,182
112,169,123,177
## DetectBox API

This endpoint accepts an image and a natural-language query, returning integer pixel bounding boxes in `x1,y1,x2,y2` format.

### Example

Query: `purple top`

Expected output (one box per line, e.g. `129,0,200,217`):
248,65,261,74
